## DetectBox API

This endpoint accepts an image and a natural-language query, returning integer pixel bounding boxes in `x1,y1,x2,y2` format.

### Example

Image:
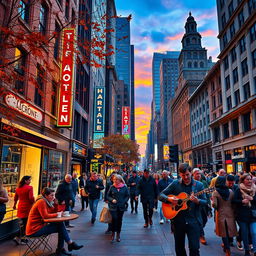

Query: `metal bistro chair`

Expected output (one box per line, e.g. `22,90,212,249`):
18,220,52,256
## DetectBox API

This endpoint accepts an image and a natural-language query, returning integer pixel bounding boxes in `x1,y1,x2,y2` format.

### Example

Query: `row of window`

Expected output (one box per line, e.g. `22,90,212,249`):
192,130,211,146
191,117,209,131
213,111,253,143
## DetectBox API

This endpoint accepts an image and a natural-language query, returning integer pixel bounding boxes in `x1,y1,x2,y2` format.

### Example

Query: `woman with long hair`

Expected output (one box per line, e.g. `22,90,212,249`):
233,174,256,256
0,178,8,224
78,173,89,211
13,176,35,244
212,176,237,256
107,174,129,242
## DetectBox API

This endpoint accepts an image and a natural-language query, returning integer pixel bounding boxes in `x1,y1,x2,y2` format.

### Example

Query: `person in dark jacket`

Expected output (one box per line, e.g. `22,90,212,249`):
55,174,74,228
159,163,207,256
85,172,104,224
78,173,89,211
233,173,256,256
158,170,173,224
107,174,129,242
128,170,140,214
135,169,158,228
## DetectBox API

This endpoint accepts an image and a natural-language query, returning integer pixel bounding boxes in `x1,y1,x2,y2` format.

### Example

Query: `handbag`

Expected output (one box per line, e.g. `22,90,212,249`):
99,206,112,223
251,209,256,218
80,188,88,197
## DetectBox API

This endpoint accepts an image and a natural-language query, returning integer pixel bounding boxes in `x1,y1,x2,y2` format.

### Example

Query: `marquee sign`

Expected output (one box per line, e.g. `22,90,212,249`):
57,28,76,127
4,92,43,122
122,106,130,138
93,87,105,148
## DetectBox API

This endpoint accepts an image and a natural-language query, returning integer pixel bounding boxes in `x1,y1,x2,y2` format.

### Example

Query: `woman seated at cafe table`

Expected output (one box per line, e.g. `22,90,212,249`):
26,187,83,256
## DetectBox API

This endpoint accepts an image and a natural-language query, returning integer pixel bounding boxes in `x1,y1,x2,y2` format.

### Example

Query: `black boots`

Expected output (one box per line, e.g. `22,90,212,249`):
68,242,83,251
116,232,121,242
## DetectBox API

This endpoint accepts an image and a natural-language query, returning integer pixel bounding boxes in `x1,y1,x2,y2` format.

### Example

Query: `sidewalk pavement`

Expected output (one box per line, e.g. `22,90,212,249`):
0,199,246,256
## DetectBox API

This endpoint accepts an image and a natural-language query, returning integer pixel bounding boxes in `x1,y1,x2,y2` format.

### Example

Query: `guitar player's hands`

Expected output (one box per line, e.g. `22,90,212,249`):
167,196,179,205
190,192,199,204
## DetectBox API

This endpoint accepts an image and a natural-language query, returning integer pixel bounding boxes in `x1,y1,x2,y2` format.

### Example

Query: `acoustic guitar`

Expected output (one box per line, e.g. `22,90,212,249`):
162,187,215,220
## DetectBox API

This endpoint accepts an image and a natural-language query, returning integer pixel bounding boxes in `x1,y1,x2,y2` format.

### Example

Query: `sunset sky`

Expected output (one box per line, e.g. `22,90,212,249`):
115,0,220,156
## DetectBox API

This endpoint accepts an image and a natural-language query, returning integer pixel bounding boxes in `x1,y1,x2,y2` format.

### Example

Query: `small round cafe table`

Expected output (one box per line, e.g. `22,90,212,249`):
44,213,79,223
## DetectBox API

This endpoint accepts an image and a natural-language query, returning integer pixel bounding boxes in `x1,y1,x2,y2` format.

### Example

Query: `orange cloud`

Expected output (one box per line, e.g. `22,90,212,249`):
166,32,183,41
201,29,217,37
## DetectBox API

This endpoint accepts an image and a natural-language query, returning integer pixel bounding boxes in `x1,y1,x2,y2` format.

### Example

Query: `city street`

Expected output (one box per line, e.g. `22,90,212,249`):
0,200,246,256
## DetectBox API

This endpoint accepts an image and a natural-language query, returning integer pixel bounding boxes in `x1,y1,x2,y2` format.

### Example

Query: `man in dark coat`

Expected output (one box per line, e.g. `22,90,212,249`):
128,170,140,214
55,174,74,228
85,172,104,224
159,163,207,256
135,169,158,227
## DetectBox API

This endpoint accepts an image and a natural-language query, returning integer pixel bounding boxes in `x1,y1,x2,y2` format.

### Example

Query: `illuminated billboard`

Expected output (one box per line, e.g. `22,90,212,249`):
122,106,130,138
57,28,76,127
93,86,105,148
163,143,169,161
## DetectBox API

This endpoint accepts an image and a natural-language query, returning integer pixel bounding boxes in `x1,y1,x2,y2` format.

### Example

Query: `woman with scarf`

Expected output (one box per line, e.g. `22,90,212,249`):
107,174,129,242
212,176,237,256
233,173,256,256
26,187,83,256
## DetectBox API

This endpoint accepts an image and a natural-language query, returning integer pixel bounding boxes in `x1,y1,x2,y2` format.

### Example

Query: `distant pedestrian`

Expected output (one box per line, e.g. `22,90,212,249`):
233,174,256,256
135,169,158,228
78,173,89,211
158,170,173,224
212,176,237,256
71,172,79,212
0,178,8,224
55,174,74,228
210,169,226,188
13,176,35,245
85,172,104,224
127,170,140,214
153,173,160,211
107,174,129,242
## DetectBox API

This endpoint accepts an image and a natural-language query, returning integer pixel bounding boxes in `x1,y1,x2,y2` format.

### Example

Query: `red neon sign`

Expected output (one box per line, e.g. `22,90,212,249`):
122,106,130,137
57,28,75,127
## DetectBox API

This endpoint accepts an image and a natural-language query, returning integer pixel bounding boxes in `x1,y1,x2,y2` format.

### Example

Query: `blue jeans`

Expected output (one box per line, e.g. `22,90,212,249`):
30,222,71,249
89,199,99,220
160,204,165,220
238,221,256,252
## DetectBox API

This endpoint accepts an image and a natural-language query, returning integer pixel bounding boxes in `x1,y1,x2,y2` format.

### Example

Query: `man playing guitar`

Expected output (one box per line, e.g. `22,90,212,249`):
159,163,207,256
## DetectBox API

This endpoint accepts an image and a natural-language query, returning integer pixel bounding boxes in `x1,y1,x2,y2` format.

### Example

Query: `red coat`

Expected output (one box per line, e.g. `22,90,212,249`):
26,199,58,236
14,184,35,218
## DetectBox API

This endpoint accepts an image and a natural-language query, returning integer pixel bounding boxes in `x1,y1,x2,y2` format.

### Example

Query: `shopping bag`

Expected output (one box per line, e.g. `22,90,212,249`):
80,188,88,197
99,206,112,223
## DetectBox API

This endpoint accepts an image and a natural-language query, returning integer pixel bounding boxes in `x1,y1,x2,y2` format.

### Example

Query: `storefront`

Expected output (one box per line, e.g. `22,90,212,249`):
71,142,87,176
245,145,256,172
0,118,67,239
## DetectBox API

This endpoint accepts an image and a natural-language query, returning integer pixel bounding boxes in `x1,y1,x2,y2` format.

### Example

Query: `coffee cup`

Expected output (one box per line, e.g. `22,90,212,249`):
57,212,62,218
63,211,70,217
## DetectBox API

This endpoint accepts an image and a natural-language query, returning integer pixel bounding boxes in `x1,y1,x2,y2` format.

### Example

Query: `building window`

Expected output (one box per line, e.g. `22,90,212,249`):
188,62,192,68
212,95,216,109
81,118,88,144
218,92,222,105
252,50,256,68
194,62,198,68
243,82,251,100
54,22,61,60
223,123,229,139
243,112,252,132
234,89,240,106
230,47,237,62
221,13,226,28
74,111,81,141
230,22,236,38
224,56,229,70
211,82,215,92
228,1,234,17
241,58,248,77
223,33,228,47
238,9,244,28
248,0,256,15
65,0,69,20
239,36,246,53
250,22,256,42
233,67,238,83
227,96,232,110
200,61,204,68
213,126,220,143
39,3,48,34
220,0,225,9
18,0,30,23
232,118,239,135
14,48,26,95
225,75,230,90
51,81,57,116
34,65,44,107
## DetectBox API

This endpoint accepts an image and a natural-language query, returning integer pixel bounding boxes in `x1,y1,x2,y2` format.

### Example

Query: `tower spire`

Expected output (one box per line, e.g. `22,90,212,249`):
189,11,191,16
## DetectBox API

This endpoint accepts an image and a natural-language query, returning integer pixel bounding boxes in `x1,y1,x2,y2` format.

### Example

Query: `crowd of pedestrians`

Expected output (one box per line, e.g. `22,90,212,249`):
1,165,256,256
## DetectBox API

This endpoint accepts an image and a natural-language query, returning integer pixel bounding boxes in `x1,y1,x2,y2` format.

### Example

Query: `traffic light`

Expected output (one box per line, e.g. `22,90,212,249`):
169,144,179,163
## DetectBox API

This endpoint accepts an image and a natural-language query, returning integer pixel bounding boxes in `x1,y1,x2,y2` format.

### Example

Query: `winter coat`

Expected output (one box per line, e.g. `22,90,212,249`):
85,179,104,200
212,190,237,237
136,176,158,203
127,176,141,196
107,185,129,211
55,180,73,206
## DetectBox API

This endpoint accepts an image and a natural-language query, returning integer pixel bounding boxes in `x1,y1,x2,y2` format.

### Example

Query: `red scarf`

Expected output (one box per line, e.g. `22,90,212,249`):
113,183,125,191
